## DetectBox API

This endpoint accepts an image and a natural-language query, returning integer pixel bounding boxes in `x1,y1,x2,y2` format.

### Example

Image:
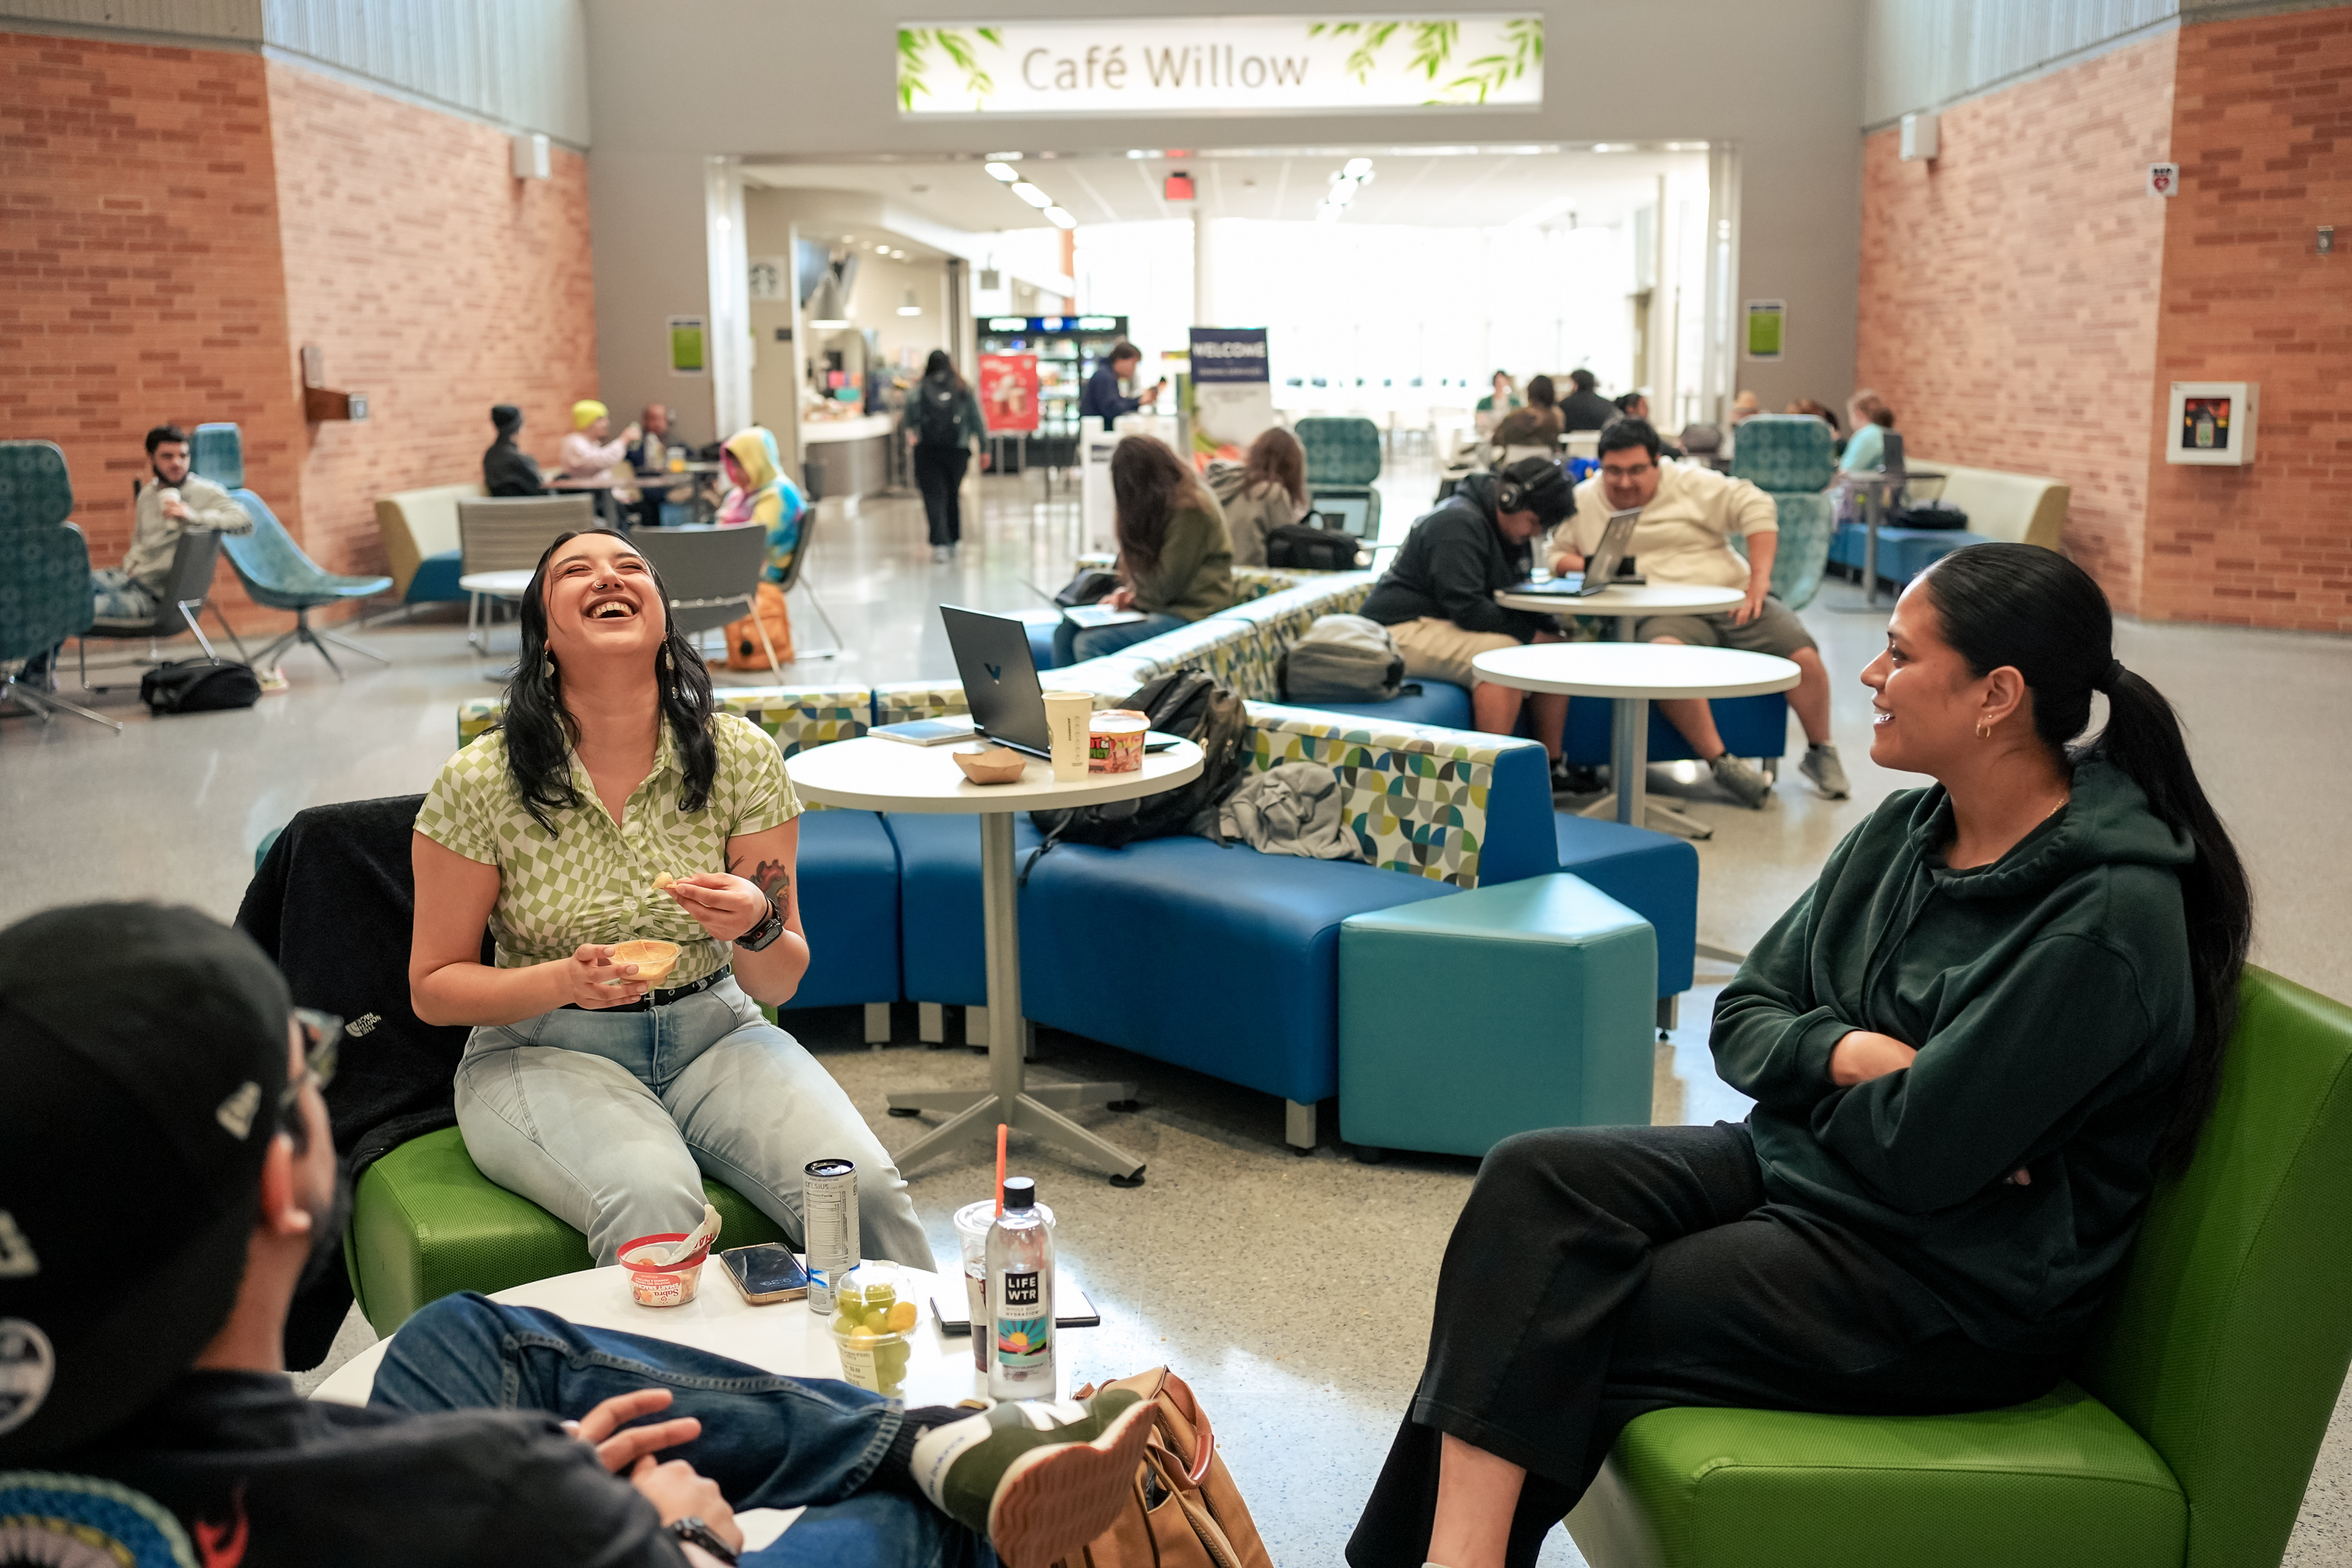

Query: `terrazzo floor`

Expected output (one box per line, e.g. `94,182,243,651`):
5,459,2347,1566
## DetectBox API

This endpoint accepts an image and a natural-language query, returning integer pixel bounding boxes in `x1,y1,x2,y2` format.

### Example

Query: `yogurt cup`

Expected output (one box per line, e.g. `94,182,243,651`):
1088,709,1149,774
619,1231,710,1308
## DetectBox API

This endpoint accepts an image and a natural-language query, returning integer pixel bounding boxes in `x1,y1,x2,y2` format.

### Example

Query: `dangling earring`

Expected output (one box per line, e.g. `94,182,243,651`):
1976,717,1993,739
543,653,556,681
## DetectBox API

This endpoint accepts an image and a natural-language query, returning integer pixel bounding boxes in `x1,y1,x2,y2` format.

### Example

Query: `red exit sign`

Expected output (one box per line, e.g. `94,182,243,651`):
1164,172,1195,201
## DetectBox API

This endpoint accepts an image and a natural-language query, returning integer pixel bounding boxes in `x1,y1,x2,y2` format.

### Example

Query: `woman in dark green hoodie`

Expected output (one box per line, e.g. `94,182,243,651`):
1352,543,2252,1568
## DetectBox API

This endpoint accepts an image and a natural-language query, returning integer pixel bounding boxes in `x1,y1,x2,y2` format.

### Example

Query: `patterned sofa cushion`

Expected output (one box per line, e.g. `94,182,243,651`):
455,687,872,804
1243,703,1542,889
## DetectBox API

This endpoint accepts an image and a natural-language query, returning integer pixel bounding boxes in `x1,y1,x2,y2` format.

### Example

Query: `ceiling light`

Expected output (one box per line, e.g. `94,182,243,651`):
985,151,1022,161
984,162,1019,182
1592,143,1615,153
806,268,850,328
1010,182,1053,209
1342,157,1373,178
897,289,923,317
1043,205,1076,229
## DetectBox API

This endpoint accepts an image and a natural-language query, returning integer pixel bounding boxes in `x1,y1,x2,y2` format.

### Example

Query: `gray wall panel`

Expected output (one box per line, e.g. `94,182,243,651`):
262,0,590,144
1864,0,2179,127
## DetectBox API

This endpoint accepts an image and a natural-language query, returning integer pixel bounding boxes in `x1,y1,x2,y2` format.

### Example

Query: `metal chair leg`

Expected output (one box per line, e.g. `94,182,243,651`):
299,623,346,681
320,626,391,664
176,601,221,663
2,673,122,732
787,578,844,660
206,602,252,664
752,601,783,675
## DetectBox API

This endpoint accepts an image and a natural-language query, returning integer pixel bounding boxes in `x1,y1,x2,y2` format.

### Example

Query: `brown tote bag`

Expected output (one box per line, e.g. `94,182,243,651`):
1053,1367,1276,1568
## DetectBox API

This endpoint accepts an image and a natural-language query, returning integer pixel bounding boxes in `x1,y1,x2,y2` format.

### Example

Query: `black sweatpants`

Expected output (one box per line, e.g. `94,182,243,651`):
913,444,968,546
1348,1123,2070,1568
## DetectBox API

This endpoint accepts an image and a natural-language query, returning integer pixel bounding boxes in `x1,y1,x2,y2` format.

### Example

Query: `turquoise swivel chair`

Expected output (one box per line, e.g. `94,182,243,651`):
1727,415,1837,611
191,423,393,679
1566,967,2352,1568
1295,415,1385,540
0,440,116,731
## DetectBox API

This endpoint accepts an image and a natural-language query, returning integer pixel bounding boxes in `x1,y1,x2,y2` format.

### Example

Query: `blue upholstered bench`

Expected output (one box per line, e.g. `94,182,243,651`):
1554,813,1697,1003
1338,873,1657,1159
1312,679,1473,729
1829,522,1994,587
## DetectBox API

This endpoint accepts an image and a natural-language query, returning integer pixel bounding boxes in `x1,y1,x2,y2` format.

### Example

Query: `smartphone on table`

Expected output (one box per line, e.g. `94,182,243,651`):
720,1243,811,1304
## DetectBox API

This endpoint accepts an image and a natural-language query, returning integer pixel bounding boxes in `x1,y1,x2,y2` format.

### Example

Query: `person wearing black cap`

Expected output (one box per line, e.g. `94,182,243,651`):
1359,456,1576,765
485,405,548,497
0,902,1158,1568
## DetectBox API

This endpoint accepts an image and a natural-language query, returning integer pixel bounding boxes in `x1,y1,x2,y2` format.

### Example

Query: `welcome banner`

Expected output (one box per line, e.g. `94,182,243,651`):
1189,328,1276,455
898,17,1542,115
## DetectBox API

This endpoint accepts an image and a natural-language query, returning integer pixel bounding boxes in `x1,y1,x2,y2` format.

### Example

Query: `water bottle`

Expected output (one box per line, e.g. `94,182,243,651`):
985,1176,1054,1400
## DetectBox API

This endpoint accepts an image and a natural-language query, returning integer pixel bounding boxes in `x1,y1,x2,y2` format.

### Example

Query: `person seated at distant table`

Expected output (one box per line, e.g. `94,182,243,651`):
408,525,929,1272
1841,401,1896,473
484,404,548,497
1352,544,2252,1568
1,901,1157,1568
557,400,641,525
1555,369,1621,433
1359,457,1575,776
1204,426,1312,567
1054,436,1235,666
1474,370,1523,436
624,402,693,528
1551,419,1847,807
1077,340,1162,424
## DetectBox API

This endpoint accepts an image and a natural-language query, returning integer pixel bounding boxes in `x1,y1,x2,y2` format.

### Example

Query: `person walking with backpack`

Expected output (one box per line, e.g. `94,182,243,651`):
904,349,990,562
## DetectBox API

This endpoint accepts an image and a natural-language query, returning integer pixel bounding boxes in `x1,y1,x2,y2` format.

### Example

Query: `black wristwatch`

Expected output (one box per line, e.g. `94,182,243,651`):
735,895,786,953
666,1516,739,1564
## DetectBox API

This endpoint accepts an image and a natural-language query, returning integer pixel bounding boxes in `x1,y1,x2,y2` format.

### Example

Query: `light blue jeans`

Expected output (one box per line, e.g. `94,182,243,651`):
1052,610,1186,667
454,975,934,1270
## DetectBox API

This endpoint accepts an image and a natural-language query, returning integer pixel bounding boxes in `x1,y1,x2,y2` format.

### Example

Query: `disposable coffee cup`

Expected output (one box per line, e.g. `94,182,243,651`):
1042,691,1094,782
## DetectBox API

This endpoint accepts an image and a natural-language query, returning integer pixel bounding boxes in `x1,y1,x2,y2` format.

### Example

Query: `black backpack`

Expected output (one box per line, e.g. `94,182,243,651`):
140,658,261,715
916,377,964,448
1024,668,1251,878
1265,518,1362,572
1887,499,1969,531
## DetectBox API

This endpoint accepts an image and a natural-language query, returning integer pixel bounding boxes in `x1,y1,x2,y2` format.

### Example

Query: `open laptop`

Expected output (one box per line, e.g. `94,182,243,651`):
941,605,1055,757
1509,507,1646,597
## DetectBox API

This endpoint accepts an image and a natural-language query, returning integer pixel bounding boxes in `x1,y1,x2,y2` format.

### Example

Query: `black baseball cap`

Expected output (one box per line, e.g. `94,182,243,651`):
0,903,294,1460
1497,456,1575,529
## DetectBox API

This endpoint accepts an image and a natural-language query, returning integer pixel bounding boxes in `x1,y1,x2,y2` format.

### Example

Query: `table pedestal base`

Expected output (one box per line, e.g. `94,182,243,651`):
887,812,1150,1185
884,1087,1146,1183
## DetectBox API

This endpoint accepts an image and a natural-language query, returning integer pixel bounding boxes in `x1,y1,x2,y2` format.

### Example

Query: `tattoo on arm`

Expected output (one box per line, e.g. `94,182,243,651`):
735,856,792,903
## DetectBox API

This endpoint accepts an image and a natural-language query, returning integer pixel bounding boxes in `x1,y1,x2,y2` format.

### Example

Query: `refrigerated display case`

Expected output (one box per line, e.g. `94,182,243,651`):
975,314,1130,470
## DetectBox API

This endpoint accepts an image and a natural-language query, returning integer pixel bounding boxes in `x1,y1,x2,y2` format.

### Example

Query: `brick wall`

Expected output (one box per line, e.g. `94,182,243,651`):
2143,9,2352,631
0,33,303,620
1,29,600,637
1856,33,2178,615
267,62,598,582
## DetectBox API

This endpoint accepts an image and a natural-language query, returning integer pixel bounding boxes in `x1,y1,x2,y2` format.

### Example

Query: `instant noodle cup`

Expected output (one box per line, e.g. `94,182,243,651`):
611,939,681,985
620,1230,710,1308
1087,709,1149,774
829,1262,916,1395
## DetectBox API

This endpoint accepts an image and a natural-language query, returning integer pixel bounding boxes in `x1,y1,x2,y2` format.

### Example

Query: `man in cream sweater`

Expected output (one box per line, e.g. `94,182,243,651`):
1551,419,1847,807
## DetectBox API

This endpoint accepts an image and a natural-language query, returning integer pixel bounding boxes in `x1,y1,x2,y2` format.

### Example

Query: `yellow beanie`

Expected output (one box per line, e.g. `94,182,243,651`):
572,399,608,430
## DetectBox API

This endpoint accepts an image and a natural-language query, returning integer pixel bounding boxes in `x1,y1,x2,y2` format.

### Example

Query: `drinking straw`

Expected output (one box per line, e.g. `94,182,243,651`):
996,1123,1009,1215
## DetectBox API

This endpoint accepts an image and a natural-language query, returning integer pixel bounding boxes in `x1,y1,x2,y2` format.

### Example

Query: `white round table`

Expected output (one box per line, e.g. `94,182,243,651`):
460,568,535,652
1473,644,1799,837
311,1260,1064,1556
787,736,1203,1184
1494,581,1746,640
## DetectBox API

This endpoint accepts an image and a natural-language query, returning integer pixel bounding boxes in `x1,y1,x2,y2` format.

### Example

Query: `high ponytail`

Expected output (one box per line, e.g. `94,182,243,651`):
1920,544,2252,1172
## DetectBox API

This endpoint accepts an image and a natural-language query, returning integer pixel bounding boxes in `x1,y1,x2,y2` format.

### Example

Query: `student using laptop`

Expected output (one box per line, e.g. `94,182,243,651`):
1552,420,1849,808
1052,437,1236,667
1360,457,1576,776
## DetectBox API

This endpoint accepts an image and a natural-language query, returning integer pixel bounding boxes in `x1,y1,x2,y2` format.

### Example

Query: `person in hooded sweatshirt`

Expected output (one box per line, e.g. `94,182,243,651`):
482,405,546,497
1352,541,2253,1568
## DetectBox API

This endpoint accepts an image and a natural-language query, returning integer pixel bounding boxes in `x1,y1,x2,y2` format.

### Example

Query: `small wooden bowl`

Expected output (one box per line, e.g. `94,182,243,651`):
952,745,1029,785
612,939,681,985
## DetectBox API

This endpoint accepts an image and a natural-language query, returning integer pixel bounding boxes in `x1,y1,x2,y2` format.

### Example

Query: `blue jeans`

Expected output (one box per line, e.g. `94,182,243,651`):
1052,610,1185,667
372,1294,995,1568
454,976,934,1270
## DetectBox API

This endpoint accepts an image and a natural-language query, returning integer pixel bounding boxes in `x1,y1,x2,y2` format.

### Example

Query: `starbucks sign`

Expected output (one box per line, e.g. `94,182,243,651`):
897,16,1543,115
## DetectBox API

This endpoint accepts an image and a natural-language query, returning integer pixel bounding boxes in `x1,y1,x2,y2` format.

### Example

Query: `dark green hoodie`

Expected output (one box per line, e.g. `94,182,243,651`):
1713,760,2195,1353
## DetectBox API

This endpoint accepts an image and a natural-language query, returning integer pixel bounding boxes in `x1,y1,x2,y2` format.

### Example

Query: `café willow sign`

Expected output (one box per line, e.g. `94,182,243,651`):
896,16,1543,114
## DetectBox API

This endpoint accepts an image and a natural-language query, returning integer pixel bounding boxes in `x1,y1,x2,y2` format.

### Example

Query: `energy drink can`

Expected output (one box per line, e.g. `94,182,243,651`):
803,1158,859,1316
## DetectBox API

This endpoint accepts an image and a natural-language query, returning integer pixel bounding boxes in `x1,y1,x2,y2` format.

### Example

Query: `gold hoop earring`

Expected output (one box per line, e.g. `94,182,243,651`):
1976,718,1993,740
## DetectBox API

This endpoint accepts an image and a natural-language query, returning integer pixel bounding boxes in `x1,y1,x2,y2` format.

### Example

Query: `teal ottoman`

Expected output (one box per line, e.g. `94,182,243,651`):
1339,873,1656,1158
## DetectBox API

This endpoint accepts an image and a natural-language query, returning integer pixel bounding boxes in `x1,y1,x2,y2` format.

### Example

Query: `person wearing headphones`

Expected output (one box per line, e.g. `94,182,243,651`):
1359,456,1575,775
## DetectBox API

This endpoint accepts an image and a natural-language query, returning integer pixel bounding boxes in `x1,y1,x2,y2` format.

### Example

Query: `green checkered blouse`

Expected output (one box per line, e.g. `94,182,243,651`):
415,712,801,987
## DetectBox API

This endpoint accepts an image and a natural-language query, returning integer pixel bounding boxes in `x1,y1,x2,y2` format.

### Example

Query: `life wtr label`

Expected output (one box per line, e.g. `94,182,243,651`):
995,1270,1050,1368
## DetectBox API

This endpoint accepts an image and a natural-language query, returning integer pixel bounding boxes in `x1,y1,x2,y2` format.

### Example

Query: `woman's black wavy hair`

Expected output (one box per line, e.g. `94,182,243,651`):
1918,543,2252,1173
499,527,717,834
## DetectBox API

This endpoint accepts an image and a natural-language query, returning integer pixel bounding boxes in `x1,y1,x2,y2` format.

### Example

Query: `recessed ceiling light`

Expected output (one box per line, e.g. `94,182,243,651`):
1343,157,1373,178
1044,206,1076,229
1009,182,1053,209
985,151,1022,162
984,162,1019,182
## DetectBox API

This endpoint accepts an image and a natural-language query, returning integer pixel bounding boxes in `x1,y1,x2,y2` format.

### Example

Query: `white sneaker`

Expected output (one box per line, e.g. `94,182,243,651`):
1800,742,1850,799
1709,753,1773,809
931,546,952,563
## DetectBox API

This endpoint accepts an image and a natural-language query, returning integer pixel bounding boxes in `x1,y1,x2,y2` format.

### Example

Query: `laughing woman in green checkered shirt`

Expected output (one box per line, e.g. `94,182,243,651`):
408,527,932,1270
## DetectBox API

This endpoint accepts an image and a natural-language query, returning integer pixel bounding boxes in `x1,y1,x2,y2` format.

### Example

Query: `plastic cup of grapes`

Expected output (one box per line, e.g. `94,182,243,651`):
829,1261,920,1396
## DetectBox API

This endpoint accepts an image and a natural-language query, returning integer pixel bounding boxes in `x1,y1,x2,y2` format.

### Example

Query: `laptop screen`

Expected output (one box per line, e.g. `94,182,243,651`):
939,605,1052,756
